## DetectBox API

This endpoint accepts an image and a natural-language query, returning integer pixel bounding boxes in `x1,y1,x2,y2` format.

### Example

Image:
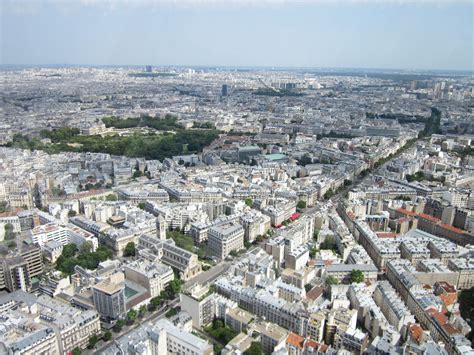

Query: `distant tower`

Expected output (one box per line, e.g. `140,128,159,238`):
145,65,152,73
156,215,167,240
221,84,228,97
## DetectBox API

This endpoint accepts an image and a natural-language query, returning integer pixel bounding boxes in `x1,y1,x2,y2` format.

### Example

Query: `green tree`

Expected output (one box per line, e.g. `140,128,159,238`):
138,304,147,318
71,348,82,355
297,200,306,209
244,341,263,355
80,241,93,254
309,246,318,258
350,269,364,283
87,334,100,349
313,230,320,241
7,241,17,248
326,275,339,285
103,330,112,341
4,223,15,241
127,309,138,324
137,202,146,210
113,320,125,333
123,242,136,257
167,230,195,252
68,210,77,217
167,279,183,296
150,296,162,309
165,308,178,318
324,188,335,200
62,243,78,258
105,194,117,201
0,201,8,213
245,198,253,207
320,236,337,252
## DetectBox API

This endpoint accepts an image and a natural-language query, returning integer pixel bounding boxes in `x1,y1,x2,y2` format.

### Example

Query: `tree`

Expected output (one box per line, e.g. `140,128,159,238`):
150,296,162,309
350,269,364,283
87,334,100,349
244,342,263,355
297,200,307,209
133,170,143,178
127,309,138,324
313,230,320,241
137,202,146,210
103,330,112,341
244,198,253,208
123,242,136,257
71,348,82,355
309,246,318,258
0,201,8,213
68,210,77,217
165,308,178,318
7,241,17,249
324,189,335,200
113,320,125,333
320,236,337,252
138,304,147,318
62,243,78,258
167,279,183,296
105,194,117,201
80,241,93,254
4,223,15,240
326,275,339,285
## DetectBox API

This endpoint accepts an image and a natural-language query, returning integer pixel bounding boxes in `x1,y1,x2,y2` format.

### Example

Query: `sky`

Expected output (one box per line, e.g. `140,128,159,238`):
1,0,473,70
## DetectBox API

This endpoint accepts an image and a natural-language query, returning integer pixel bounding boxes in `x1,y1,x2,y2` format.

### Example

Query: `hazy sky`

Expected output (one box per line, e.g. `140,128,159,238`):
1,0,473,70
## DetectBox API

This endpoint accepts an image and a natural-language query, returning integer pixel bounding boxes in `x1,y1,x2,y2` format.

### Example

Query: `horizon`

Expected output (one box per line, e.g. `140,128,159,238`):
1,63,473,74
2,0,472,71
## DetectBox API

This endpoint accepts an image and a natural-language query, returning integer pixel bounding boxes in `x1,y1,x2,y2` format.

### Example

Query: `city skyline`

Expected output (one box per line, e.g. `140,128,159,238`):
2,0,473,70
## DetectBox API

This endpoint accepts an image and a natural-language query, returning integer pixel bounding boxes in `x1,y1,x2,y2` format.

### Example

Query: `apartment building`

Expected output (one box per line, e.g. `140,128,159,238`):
0,244,43,292
180,284,216,328
373,281,415,331
207,221,244,259
29,222,99,251
0,290,101,354
92,272,127,321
